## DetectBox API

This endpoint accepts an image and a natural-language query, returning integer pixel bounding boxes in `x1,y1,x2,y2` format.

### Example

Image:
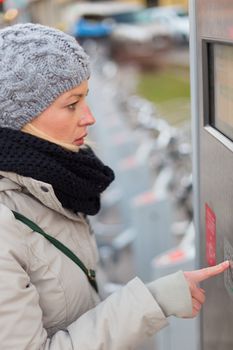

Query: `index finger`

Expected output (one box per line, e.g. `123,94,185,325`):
190,261,230,283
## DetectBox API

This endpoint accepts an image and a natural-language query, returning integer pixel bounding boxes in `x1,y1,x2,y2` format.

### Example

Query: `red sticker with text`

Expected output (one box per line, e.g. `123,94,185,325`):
205,204,216,266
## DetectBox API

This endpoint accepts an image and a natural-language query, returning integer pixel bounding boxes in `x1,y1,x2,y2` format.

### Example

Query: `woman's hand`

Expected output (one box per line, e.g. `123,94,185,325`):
184,261,230,317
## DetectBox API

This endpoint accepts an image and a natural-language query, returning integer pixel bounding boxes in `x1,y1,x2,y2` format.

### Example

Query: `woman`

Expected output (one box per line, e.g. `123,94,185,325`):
0,23,229,349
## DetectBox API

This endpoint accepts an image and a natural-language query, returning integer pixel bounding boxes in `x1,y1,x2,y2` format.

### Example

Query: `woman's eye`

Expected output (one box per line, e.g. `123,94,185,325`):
67,102,78,110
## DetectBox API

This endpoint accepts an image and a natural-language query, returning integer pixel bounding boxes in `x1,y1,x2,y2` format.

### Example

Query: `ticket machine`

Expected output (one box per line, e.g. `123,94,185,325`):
190,1,233,349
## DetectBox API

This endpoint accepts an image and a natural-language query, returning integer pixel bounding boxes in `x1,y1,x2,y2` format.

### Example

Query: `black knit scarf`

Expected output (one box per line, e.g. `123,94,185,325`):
0,128,115,215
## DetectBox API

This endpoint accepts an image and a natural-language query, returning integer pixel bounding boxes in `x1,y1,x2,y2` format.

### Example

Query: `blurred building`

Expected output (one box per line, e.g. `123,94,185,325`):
2,0,64,27
158,0,188,9
27,0,61,26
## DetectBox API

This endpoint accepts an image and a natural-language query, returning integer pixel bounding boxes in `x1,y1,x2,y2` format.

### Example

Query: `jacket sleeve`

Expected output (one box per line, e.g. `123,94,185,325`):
147,271,193,318
67,277,168,349
67,272,192,349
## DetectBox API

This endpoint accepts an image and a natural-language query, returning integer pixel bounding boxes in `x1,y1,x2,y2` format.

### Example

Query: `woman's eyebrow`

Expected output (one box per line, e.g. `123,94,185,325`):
61,89,89,105
69,94,82,98
67,89,89,100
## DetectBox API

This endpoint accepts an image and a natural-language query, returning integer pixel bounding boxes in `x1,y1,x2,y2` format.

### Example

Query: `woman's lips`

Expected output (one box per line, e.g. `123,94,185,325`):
73,134,87,145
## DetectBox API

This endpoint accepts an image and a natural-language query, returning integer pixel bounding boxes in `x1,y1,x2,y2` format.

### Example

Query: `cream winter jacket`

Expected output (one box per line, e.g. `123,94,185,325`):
0,171,191,349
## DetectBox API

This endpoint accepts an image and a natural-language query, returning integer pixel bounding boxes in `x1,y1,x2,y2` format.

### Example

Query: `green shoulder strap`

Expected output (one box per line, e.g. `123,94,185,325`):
12,210,98,293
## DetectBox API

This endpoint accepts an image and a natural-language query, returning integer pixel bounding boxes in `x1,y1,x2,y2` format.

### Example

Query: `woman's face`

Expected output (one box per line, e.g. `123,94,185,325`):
31,80,95,146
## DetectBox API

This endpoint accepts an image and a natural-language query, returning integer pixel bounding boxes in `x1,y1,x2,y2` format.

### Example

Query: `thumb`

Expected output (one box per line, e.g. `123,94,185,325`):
185,261,230,283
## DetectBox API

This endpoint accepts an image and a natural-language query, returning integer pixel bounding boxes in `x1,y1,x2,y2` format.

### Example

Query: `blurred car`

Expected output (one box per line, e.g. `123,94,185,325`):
108,5,189,65
72,14,113,39
110,6,189,46
109,8,173,63
111,22,171,50
147,6,189,44
110,29,171,67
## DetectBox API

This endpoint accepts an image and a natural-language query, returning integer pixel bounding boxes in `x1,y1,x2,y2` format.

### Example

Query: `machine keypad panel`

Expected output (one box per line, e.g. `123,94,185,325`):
224,238,233,297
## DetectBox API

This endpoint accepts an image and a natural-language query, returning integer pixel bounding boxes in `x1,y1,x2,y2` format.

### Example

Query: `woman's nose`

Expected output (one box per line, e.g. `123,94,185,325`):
79,104,96,126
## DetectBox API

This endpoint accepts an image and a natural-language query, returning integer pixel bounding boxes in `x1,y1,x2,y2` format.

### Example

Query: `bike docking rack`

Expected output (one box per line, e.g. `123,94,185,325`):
130,190,173,282
94,145,177,284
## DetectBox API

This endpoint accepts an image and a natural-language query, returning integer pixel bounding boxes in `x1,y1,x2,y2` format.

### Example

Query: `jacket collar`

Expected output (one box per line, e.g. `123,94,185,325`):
0,171,83,221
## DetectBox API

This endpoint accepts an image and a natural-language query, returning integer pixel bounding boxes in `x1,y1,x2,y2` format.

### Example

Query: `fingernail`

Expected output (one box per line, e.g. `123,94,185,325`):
222,260,229,268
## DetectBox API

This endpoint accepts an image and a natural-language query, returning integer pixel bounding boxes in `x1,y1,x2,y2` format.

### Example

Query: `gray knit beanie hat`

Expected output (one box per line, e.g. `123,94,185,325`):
0,23,90,130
